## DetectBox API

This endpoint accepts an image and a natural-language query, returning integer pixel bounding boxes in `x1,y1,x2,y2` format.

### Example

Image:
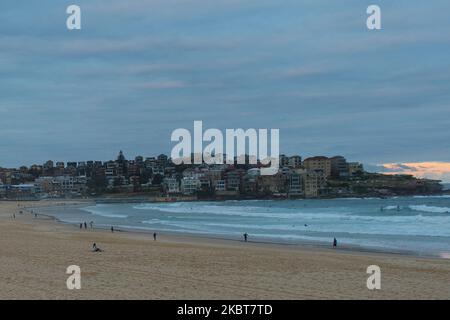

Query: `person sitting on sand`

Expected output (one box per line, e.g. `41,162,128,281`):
92,243,102,252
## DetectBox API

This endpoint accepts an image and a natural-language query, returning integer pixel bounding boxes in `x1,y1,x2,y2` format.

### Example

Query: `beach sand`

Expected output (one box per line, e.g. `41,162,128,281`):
0,200,449,300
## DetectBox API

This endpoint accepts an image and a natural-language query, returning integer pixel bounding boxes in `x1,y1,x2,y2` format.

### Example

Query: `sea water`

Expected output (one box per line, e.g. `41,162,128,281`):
42,196,450,257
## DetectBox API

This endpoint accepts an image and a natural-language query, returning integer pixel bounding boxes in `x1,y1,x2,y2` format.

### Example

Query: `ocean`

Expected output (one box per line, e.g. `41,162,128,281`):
40,196,450,257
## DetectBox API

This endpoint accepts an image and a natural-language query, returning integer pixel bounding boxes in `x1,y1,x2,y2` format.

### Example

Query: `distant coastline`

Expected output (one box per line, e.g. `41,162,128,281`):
3,189,448,204
1,152,445,202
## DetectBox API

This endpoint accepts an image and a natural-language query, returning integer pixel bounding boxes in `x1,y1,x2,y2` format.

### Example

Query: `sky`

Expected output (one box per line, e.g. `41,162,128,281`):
1,1,450,181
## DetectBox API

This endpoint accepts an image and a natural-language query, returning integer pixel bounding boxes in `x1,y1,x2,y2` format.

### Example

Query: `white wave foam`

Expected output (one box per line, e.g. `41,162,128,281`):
409,205,450,214
81,206,128,218
413,195,450,199
439,252,450,259
384,205,399,210
134,203,351,219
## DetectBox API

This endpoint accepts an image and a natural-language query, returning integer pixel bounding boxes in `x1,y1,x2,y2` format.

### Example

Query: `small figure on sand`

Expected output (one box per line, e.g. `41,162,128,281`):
333,238,337,248
80,223,83,229
243,233,248,242
84,222,87,229
92,243,102,252
89,221,93,229
153,232,157,241
111,226,114,233
34,213,37,218
13,213,15,219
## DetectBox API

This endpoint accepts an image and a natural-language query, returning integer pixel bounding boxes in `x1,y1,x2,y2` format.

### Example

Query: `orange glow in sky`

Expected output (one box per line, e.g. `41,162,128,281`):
380,162,450,182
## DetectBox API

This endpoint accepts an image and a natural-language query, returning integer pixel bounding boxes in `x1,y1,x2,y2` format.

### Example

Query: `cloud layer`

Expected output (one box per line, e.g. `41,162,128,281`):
0,1,449,173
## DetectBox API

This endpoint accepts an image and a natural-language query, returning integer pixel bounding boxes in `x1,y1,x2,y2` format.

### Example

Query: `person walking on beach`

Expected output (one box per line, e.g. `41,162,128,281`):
111,226,114,233
243,233,248,242
89,221,93,229
80,223,83,229
333,238,337,248
153,233,157,241
84,222,87,229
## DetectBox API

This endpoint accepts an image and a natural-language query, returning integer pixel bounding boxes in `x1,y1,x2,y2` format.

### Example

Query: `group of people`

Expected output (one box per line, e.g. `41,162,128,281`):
79,221,94,229
12,209,37,219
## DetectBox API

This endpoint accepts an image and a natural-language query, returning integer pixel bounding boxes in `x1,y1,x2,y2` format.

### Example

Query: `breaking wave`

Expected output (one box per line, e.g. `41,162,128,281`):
409,205,450,214
81,206,128,218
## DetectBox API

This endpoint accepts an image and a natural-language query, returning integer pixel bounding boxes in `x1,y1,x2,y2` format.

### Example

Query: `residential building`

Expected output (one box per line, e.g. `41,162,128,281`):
289,172,303,196
330,156,349,178
348,162,364,176
303,156,332,177
181,177,201,195
163,177,180,194
303,170,326,198
288,155,302,168
214,179,226,192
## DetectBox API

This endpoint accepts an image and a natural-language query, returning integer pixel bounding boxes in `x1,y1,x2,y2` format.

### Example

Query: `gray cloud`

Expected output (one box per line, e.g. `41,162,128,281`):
0,0,449,170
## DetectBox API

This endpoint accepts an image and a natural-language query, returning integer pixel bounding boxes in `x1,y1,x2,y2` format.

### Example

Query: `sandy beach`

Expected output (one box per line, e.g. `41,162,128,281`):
0,200,449,300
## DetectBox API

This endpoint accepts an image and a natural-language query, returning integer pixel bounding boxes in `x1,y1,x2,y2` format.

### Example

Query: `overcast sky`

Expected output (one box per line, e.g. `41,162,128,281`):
1,1,449,180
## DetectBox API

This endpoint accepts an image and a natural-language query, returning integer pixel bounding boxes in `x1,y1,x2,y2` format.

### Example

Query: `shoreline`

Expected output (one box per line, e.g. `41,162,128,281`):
25,200,447,260
4,190,449,204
